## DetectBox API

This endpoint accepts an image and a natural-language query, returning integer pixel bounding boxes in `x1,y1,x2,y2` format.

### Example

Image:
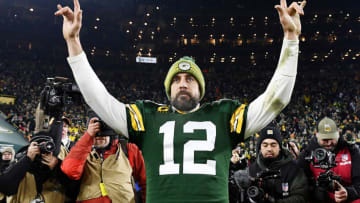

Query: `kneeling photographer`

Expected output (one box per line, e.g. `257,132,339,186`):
297,117,360,202
3,77,81,203
248,125,308,203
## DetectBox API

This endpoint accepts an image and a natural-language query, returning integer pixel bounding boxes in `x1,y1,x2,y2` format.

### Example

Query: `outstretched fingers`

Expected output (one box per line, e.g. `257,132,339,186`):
55,5,74,20
300,1,307,9
74,0,81,13
275,5,285,17
280,0,288,8
288,2,304,16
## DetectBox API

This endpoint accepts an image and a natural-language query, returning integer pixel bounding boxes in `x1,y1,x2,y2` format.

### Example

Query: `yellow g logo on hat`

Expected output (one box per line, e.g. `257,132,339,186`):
179,62,191,71
324,124,331,132
267,130,273,135
164,56,205,100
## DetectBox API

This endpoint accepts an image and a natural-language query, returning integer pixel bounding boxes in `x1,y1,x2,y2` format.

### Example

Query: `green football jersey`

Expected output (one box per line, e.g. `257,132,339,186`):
126,99,248,203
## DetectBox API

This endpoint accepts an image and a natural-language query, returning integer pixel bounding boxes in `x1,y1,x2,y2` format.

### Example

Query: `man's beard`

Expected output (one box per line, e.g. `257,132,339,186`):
260,152,281,167
171,91,199,112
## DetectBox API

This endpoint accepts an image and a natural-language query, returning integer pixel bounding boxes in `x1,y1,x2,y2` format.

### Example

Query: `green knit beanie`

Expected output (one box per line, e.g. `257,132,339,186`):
164,56,205,100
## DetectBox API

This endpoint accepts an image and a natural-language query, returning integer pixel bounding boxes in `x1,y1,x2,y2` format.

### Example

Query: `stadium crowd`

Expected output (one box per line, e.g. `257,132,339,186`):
1,56,359,148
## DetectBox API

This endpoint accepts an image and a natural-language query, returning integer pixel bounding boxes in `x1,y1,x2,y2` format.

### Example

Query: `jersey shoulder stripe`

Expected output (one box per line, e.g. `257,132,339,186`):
126,104,145,132
230,104,246,134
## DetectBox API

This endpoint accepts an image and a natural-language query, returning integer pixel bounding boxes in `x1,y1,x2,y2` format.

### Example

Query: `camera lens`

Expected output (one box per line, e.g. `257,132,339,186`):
314,148,327,161
247,186,260,198
44,141,55,153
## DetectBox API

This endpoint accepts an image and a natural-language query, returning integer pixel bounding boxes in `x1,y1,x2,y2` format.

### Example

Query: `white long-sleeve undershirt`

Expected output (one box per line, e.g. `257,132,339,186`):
67,39,299,139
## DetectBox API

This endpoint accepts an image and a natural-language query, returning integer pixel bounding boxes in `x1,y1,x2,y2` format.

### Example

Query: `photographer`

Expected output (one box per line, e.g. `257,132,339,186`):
0,147,15,173
297,117,360,202
230,143,249,172
5,118,79,203
229,144,250,203
61,111,146,203
4,76,83,203
0,142,40,199
248,125,308,203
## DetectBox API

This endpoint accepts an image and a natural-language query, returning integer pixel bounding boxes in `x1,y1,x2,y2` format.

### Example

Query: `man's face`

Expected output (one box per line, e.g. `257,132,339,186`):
94,136,110,149
62,122,69,139
260,139,280,159
318,138,338,151
2,152,12,161
170,73,201,111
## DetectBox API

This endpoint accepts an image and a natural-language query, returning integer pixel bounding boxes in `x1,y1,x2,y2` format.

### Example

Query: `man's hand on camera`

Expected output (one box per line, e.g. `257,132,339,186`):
41,152,59,170
27,142,40,161
334,180,348,202
87,117,101,137
289,142,300,158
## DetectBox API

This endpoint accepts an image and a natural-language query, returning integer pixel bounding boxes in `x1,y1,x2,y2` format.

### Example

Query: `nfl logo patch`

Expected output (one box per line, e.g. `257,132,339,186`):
282,182,289,192
282,182,289,196
342,154,349,162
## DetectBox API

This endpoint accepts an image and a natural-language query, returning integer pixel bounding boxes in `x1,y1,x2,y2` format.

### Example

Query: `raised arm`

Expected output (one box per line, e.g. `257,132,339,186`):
244,0,306,138
55,0,129,137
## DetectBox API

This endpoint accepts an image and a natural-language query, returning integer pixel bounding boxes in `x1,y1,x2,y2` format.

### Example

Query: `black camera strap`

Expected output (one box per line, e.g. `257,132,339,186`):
120,139,128,158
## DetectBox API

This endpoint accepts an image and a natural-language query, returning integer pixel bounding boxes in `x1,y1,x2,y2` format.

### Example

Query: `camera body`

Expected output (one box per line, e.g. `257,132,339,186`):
94,120,106,131
247,169,281,202
40,77,82,117
229,168,281,203
94,119,110,137
305,148,340,191
31,135,56,154
305,148,336,170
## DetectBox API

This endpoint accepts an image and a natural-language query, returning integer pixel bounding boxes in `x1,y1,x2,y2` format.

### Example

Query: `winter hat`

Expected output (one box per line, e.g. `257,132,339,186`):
256,125,282,152
316,117,339,141
164,56,205,100
2,147,15,161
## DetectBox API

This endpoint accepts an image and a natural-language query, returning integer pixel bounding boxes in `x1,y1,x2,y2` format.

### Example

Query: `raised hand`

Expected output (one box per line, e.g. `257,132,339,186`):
87,117,101,137
27,142,40,161
275,0,307,40
54,0,83,41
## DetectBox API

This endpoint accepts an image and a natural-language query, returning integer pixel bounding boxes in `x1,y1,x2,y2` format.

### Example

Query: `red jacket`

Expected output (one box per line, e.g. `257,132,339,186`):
61,132,146,203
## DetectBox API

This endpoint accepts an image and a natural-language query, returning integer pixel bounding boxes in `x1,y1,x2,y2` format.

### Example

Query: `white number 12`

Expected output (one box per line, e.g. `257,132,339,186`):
159,121,216,175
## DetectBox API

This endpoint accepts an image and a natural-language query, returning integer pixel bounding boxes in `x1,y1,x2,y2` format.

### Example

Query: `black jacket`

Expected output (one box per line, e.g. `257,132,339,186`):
0,155,32,195
249,148,308,203
297,135,360,202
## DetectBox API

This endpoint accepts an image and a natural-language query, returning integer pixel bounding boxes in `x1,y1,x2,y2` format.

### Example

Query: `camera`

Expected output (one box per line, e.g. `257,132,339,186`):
31,135,56,154
229,168,280,203
247,169,281,202
305,148,336,170
305,148,340,191
40,77,82,117
94,120,106,131
93,119,116,137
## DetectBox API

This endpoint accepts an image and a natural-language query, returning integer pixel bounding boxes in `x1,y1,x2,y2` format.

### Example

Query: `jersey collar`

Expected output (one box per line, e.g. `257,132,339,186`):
172,103,201,114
